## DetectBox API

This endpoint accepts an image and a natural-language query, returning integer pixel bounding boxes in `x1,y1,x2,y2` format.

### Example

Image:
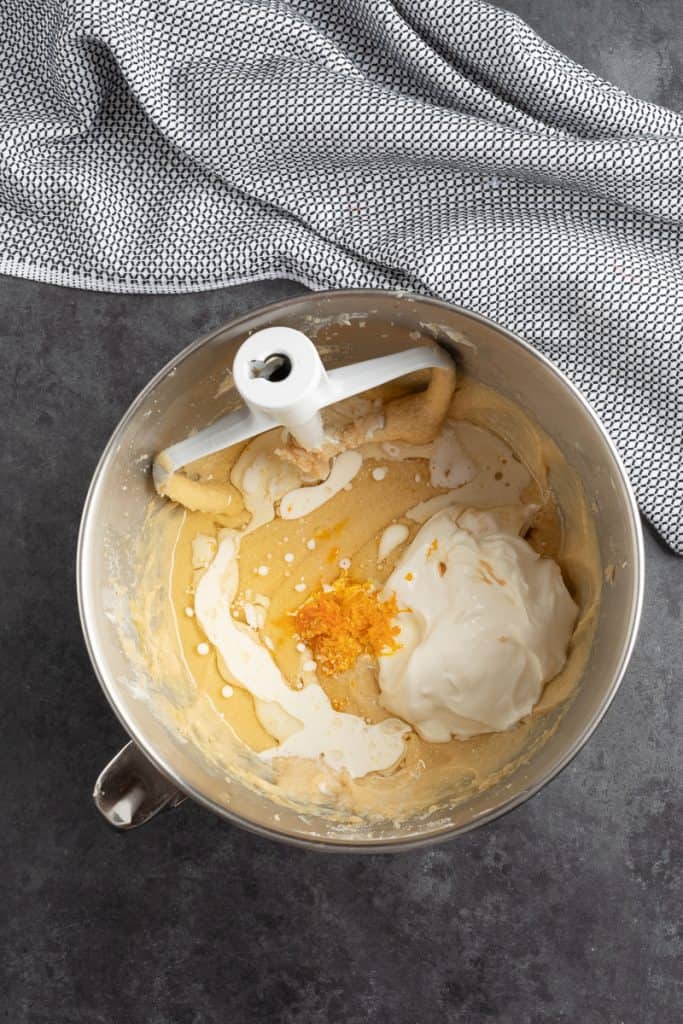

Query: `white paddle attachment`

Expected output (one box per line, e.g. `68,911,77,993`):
153,326,452,486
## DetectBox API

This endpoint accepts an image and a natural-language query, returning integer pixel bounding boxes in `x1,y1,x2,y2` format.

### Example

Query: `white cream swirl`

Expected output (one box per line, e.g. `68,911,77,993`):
194,531,409,777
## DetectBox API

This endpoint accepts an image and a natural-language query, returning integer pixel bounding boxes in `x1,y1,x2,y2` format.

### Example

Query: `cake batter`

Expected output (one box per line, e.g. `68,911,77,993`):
134,364,600,822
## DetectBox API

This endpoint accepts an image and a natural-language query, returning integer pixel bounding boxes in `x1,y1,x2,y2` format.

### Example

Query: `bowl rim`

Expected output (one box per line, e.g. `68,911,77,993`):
76,288,645,851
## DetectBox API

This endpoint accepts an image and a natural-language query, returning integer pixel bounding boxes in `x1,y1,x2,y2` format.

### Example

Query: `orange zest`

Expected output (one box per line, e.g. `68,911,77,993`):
293,576,402,676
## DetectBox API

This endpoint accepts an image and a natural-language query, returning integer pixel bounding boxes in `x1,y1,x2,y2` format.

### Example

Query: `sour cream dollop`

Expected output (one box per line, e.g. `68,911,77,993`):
378,508,578,741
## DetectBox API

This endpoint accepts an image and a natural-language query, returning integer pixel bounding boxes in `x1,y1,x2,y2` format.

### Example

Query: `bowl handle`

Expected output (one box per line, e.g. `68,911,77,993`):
93,741,186,829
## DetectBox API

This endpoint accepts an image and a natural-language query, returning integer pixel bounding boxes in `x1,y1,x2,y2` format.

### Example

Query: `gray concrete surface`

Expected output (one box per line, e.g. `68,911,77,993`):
1,2,681,1022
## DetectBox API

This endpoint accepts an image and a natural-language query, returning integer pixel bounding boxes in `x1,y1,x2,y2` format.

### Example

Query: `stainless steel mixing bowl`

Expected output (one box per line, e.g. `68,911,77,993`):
77,290,644,849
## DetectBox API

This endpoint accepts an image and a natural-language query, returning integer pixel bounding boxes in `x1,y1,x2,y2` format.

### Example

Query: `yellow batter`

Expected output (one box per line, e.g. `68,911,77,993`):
133,371,601,823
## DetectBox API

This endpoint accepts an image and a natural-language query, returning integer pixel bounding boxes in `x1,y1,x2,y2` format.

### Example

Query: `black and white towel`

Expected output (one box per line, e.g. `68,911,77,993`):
1,0,681,549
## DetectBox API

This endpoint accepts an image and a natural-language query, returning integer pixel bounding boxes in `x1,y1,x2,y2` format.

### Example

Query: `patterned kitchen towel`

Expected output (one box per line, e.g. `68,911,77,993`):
1,0,682,549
